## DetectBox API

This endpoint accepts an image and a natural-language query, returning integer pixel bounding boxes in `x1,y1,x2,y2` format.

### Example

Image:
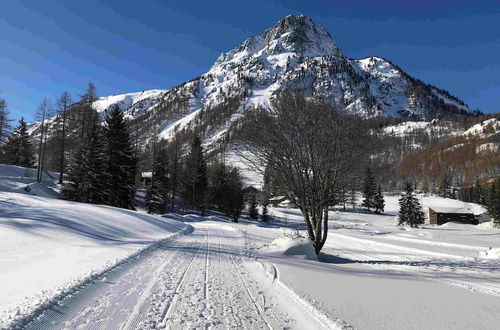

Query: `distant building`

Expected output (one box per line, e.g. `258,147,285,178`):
268,196,286,206
141,172,152,188
428,207,477,225
278,199,297,208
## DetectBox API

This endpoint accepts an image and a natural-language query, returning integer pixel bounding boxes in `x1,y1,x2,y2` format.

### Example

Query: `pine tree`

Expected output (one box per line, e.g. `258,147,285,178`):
36,99,51,182
261,202,270,222
182,135,207,215
2,118,35,167
398,182,425,227
226,167,245,222
247,191,259,219
487,178,500,227
62,120,108,204
438,171,453,198
147,145,170,214
103,105,136,209
374,184,385,214
361,167,376,211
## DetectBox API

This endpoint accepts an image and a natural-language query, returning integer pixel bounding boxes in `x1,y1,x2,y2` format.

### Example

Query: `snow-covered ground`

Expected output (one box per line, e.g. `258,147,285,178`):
0,165,186,328
249,196,500,329
1,164,499,329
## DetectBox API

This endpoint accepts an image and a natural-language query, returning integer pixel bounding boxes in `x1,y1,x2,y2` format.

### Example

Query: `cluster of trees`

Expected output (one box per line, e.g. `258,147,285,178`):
0,98,34,166
62,105,136,209
146,135,247,222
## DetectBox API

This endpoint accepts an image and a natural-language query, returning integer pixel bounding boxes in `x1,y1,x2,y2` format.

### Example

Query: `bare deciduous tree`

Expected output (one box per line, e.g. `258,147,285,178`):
240,92,369,253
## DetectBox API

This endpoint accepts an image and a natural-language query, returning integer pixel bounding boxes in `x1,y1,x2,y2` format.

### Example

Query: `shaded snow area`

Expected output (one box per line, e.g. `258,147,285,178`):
0,166,186,328
2,164,499,329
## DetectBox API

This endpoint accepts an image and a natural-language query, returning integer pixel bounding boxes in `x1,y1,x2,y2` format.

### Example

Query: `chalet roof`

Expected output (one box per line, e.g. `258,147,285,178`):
269,196,286,201
141,171,152,178
429,206,473,214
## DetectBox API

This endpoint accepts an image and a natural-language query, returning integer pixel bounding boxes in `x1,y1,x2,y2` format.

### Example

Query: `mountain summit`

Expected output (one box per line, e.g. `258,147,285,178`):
30,15,476,152
214,15,342,68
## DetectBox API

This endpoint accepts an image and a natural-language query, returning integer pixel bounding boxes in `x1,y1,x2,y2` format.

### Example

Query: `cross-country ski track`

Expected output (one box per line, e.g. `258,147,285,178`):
19,221,338,330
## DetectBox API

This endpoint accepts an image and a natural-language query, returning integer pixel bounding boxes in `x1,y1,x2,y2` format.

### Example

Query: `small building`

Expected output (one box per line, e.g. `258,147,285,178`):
278,199,297,208
428,207,477,225
141,172,152,188
268,196,286,206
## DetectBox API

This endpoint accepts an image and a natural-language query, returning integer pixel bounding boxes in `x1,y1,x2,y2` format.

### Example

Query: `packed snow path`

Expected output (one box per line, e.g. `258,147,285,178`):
22,222,333,329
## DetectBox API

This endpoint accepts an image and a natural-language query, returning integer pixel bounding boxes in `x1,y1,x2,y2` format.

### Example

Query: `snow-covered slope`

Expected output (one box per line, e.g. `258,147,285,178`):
0,165,186,328
29,15,474,151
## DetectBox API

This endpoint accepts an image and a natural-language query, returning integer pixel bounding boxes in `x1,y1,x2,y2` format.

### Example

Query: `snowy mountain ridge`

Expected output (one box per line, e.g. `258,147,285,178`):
30,15,476,150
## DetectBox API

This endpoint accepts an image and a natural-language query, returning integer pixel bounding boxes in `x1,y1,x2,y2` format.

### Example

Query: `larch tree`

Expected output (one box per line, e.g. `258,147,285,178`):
0,98,12,145
56,92,72,184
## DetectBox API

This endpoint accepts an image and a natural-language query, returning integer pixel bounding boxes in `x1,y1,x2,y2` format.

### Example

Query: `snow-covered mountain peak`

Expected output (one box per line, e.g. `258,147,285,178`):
212,15,342,70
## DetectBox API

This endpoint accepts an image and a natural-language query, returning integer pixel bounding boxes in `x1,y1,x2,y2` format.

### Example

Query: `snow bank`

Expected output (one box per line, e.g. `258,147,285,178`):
478,247,500,260
262,232,317,260
0,190,186,328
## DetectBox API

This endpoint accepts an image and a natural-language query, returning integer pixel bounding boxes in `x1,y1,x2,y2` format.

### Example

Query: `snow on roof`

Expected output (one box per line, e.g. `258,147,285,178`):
141,172,152,178
429,206,473,214
269,196,286,201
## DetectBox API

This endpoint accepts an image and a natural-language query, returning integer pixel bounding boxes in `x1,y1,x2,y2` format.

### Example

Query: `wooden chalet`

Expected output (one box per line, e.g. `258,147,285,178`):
428,206,477,225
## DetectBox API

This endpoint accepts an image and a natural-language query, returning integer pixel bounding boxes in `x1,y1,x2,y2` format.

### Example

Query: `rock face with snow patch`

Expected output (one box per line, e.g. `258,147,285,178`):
31,15,476,148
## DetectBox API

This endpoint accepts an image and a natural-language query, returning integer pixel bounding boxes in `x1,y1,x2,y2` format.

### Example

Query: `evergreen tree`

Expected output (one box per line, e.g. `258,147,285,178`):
208,163,245,222
2,118,34,167
438,171,454,198
261,202,270,222
62,120,108,204
487,178,500,227
347,179,358,209
225,167,245,222
147,145,170,214
79,82,98,139
361,166,376,211
374,184,385,214
0,98,12,145
182,135,207,215
103,105,136,209
398,182,425,227
247,191,259,219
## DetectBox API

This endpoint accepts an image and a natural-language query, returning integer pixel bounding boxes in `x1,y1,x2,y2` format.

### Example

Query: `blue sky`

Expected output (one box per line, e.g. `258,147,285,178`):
0,0,499,121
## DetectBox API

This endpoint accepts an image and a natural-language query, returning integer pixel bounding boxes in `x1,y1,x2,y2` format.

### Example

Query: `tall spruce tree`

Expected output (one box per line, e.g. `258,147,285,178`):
374,184,385,214
438,171,454,198
488,178,500,227
361,166,376,211
103,105,136,209
2,118,34,167
62,120,108,204
147,144,170,214
398,182,425,227
182,135,207,215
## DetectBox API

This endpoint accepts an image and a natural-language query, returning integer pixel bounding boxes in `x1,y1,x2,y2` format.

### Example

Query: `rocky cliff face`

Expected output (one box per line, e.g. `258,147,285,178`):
31,15,475,149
